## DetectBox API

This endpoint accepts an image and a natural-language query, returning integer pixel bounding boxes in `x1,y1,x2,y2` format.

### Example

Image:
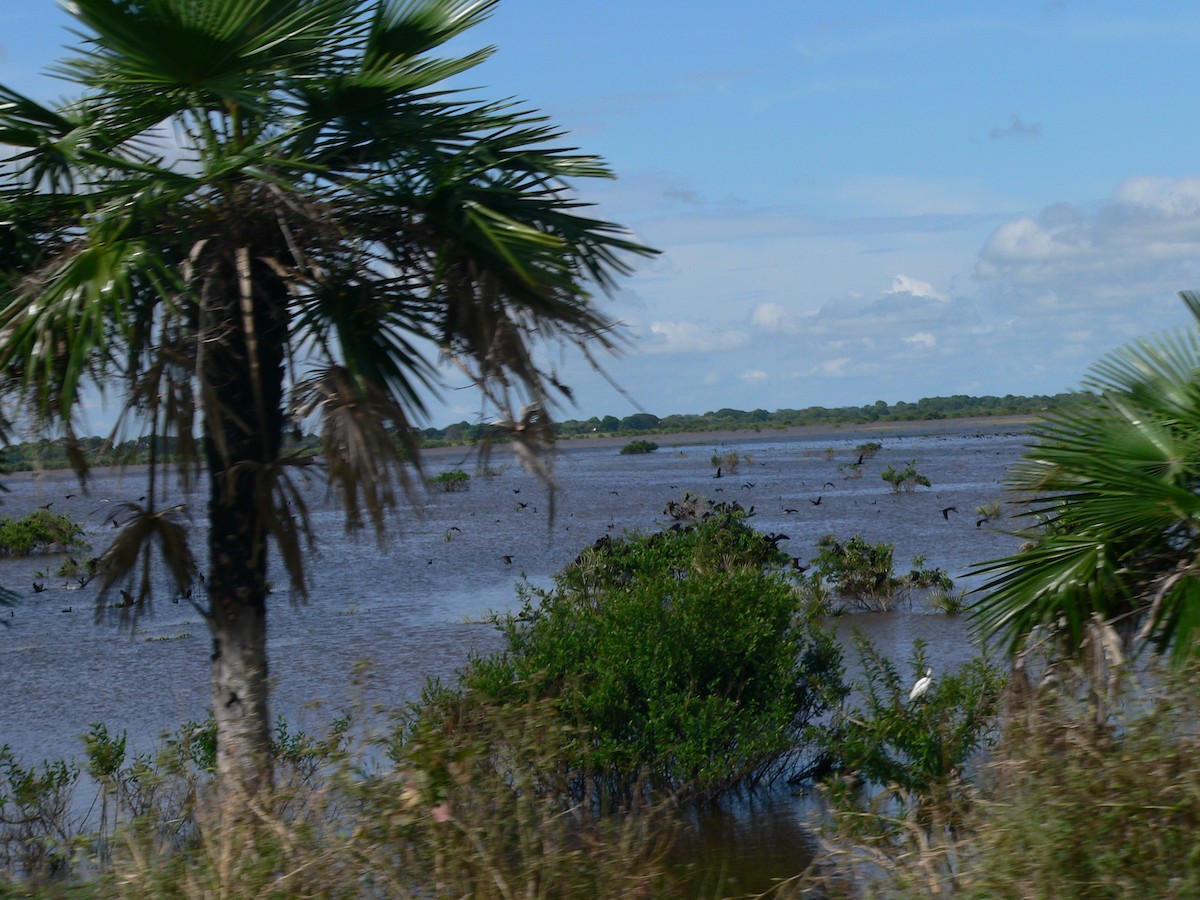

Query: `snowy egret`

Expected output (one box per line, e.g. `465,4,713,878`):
908,667,933,702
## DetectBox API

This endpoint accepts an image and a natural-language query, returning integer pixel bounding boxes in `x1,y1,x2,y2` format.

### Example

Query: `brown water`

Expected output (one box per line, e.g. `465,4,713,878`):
0,421,1030,891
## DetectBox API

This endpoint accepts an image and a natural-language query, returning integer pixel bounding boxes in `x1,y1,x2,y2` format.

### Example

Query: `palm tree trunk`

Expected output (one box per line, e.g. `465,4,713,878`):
202,248,288,805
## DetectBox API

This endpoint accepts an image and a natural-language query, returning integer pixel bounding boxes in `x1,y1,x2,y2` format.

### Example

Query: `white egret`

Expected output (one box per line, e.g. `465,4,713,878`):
908,667,933,702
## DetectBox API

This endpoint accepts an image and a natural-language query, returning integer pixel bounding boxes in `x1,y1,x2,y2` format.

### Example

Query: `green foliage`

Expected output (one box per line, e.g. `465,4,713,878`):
619,439,659,455
881,459,932,492
446,502,846,802
974,501,1003,521
854,441,883,458
426,468,471,492
0,743,80,880
959,665,1200,898
709,449,746,474
812,535,953,611
971,291,1200,665
804,637,1007,896
928,588,970,615
815,636,1005,796
416,392,1086,446
0,510,88,556
2,708,682,895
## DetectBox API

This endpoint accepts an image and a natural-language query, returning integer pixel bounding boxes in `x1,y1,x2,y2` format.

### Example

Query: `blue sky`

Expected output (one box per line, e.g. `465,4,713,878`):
6,2,1200,428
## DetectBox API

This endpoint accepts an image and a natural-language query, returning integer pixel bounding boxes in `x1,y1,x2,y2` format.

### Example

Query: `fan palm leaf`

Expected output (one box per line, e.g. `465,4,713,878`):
970,290,1200,664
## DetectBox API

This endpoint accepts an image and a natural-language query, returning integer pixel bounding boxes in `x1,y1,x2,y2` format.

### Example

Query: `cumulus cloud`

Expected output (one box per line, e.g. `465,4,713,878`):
740,369,768,383
750,302,807,334
976,177,1200,294
887,274,947,301
643,320,749,354
903,331,937,348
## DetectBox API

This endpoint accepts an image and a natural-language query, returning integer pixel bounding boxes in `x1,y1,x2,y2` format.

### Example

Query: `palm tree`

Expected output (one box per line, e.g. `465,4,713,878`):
0,0,654,804
971,290,1200,666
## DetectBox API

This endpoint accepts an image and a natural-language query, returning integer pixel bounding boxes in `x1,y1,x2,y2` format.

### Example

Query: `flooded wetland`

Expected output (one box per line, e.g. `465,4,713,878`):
1,418,1032,893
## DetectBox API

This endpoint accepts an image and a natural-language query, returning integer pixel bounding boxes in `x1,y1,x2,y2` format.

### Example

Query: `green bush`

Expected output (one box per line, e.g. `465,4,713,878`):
619,439,659,455
881,459,932,492
854,441,883,459
0,510,88,555
448,501,846,803
812,535,952,611
426,468,470,492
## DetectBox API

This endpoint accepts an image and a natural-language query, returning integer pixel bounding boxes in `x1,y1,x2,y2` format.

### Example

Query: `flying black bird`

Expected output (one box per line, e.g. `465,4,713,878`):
500,555,514,565
32,582,45,593
823,481,836,489
714,466,722,479
742,482,755,490
810,496,823,506
941,506,958,520
783,507,799,514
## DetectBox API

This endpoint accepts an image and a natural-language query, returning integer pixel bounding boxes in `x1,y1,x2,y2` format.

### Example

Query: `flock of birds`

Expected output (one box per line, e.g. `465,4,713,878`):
14,435,1013,651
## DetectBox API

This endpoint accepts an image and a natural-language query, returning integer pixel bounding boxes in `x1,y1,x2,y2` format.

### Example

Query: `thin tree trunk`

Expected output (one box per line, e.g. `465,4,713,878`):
202,246,288,807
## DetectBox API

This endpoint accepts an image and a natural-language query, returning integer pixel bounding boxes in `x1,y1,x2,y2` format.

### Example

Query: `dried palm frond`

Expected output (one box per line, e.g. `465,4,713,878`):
292,365,419,536
96,502,196,620
226,454,317,600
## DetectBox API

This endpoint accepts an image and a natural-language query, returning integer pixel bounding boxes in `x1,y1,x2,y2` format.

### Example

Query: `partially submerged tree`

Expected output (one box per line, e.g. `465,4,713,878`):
0,0,653,805
971,291,1200,665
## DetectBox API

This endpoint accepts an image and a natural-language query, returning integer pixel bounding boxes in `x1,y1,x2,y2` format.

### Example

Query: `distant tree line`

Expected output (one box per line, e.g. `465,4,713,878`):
423,391,1085,443
0,392,1081,473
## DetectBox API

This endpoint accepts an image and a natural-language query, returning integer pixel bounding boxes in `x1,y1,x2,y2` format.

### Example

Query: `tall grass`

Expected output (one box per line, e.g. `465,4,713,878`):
805,660,1200,897
2,701,684,897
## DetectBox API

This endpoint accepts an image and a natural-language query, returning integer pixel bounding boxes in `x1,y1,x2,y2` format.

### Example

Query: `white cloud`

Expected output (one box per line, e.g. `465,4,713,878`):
740,369,768,383
820,358,852,377
750,302,807,334
903,331,937,348
887,274,947,301
642,321,749,354
976,177,1200,296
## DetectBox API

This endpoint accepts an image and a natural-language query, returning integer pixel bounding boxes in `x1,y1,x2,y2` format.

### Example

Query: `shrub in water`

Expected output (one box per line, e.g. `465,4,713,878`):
426,468,470,492
619,439,659,455
451,500,846,803
0,510,88,555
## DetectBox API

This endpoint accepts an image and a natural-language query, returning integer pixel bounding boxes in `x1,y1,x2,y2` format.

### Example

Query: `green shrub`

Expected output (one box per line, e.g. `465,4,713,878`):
0,510,88,555
881,459,931,492
812,535,952,611
447,501,846,803
426,468,470,492
854,441,883,459
619,439,659,455
804,636,1006,896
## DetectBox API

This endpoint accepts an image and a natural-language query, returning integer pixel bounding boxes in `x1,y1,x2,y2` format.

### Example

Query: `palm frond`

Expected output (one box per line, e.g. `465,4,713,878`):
96,502,197,617
969,291,1200,664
